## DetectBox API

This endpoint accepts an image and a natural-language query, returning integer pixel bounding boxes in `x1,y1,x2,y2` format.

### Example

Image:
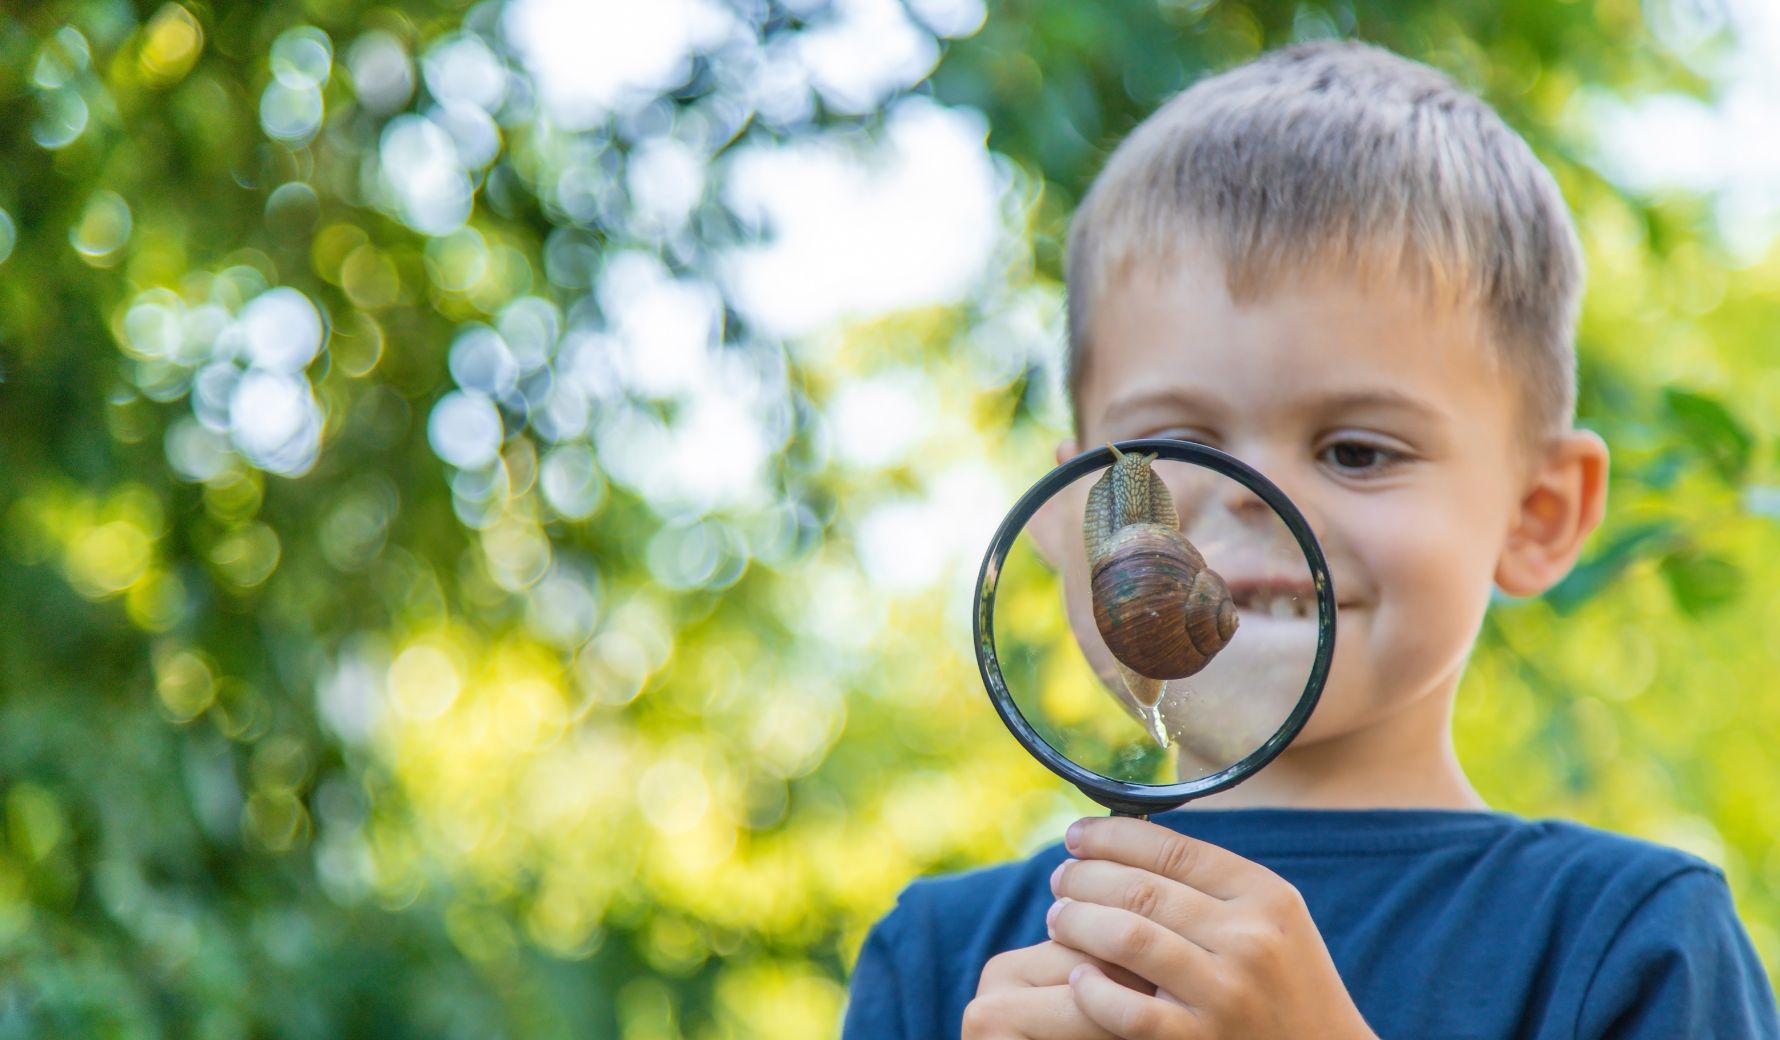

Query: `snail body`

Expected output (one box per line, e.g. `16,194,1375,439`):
1083,445,1238,708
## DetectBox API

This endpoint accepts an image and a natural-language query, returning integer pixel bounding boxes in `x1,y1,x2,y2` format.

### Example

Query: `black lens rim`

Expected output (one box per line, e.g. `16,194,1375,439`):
972,439,1337,816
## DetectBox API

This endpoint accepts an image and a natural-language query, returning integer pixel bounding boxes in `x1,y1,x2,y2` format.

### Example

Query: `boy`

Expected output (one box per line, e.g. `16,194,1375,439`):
841,41,1779,1039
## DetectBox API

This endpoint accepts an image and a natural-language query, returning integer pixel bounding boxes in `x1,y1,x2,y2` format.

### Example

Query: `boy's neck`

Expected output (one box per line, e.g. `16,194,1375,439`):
1180,678,1488,812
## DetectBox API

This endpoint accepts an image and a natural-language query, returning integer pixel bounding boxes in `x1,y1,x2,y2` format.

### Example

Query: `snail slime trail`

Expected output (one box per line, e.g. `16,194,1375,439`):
1083,445,1240,748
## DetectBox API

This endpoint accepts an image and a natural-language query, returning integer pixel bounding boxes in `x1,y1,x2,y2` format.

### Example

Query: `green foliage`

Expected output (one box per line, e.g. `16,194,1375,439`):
0,0,1776,1036
1664,387,1754,483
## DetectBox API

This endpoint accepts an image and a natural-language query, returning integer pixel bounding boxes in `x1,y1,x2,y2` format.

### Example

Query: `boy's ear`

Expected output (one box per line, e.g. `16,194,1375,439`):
1028,438,1080,568
1494,430,1610,597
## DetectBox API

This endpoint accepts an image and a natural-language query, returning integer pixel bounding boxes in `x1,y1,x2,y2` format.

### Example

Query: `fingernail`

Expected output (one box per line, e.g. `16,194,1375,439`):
1049,859,1069,892
1046,897,1069,930
1069,964,1091,986
1065,820,1084,852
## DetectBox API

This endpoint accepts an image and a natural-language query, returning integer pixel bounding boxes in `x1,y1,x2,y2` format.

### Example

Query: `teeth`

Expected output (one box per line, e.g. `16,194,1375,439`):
1237,594,1311,618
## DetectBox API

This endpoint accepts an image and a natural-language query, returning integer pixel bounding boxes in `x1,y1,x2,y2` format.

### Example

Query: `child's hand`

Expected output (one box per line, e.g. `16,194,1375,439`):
1045,817,1377,1039
963,939,1154,1039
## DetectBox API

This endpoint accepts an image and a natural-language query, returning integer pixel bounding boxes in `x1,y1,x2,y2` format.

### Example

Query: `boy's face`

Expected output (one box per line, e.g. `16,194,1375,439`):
1039,247,1539,757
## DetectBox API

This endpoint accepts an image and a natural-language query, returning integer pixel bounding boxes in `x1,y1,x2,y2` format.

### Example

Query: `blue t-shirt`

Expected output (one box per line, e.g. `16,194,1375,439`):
842,808,1778,1039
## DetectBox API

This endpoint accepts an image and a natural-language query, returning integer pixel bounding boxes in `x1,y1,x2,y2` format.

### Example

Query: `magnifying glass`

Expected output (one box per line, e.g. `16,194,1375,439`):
973,439,1335,818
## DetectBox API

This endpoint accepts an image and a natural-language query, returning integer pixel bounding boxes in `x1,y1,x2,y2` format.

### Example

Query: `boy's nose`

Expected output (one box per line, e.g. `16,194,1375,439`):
1220,482,1276,524
1215,463,1327,542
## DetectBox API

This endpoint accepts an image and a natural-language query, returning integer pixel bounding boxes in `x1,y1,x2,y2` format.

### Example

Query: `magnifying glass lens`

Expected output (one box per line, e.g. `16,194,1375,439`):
977,442,1333,810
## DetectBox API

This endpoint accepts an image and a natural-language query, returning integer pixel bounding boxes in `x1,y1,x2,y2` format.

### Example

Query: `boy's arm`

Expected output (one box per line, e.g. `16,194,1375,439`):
1576,867,1780,1039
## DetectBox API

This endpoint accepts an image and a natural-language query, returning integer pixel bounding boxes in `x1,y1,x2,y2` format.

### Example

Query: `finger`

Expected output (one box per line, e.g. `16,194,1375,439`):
962,984,1122,1040
1069,964,1203,1040
979,940,1155,995
1051,857,1222,939
1048,898,1217,997
1065,817,1254,899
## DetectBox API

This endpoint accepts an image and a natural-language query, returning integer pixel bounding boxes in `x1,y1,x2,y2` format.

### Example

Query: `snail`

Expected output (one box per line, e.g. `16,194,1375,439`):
1083,444,1239,710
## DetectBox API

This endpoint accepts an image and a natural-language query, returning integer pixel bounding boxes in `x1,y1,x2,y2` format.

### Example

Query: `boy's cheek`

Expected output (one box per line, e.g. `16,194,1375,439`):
1295,496,1501,722
1358,542,1495,690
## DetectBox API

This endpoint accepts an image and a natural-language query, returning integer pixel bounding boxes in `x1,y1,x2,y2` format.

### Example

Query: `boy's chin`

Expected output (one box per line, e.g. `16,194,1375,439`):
1285,697,1351,748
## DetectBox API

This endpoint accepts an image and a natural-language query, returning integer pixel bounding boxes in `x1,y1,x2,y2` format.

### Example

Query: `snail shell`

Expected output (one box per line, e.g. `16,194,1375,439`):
1089,523,1239,682
1083,446,1239,704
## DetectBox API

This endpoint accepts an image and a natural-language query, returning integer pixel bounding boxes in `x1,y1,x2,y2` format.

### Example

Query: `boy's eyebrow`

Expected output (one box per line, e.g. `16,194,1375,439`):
1099,387,1229,422
1098,386,1445,424
1299,388,1447,423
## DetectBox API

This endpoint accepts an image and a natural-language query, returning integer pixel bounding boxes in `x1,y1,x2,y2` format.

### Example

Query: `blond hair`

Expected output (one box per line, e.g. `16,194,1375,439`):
1064,40,1582,440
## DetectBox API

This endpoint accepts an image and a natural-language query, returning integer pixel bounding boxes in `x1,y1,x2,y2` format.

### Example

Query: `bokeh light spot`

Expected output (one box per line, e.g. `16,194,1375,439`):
525,562,602,648
70,191,133,266
228,370,323,476
341,244,402,309
32,87,88,150
261,80,325,143
421,34,508,113
138,4,204,87
347,30,414,115
265,181,322,238
390,643,462,722
240,287,324,372
154,646,217,722
540,443,606,520
271,26,334,88
209,522,282,588
126,569,187,632
244,788,311,852
424,227,489,293
380,115,473,235
449,326,518,397
429,391,504,469
481,518,553,591
68,520,153,599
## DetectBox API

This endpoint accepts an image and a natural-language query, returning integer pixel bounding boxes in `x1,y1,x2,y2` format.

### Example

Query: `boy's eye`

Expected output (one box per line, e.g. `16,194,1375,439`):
1320,439,1402,474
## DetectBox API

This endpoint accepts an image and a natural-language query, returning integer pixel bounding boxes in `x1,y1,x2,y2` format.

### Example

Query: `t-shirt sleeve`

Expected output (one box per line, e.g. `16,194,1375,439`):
1576,866,1780,1039
841,908,910,1040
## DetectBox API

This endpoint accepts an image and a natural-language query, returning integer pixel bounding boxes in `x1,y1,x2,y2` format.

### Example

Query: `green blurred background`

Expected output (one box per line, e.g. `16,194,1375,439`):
2,0,1778,1035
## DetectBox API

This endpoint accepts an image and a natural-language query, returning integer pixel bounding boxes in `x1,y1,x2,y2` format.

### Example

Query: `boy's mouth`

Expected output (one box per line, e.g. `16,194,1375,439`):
1224,577,1318,620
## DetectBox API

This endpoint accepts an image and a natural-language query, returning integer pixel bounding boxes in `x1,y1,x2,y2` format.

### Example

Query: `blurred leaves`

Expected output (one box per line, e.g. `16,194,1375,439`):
1660,546,1744,616
1542,520,1676,616
1664,387,1753,483
0,0,1777,1037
